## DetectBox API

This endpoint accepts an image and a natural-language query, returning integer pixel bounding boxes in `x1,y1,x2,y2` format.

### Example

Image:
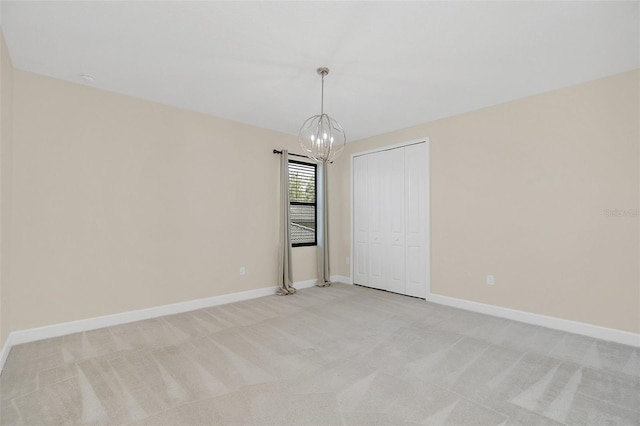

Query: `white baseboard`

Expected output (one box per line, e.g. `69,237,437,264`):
331,275,353,284
0,337,13,374
0,279,320,373
425,292,640,348
294,279,317,289
4,279,636,374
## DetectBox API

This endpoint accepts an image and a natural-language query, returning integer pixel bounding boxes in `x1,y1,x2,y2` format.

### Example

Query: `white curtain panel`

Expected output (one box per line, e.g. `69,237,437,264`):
277,150,296,295
317,160,331,287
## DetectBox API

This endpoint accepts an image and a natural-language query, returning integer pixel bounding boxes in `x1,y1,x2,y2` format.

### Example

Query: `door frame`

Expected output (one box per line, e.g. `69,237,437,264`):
350,137,431,298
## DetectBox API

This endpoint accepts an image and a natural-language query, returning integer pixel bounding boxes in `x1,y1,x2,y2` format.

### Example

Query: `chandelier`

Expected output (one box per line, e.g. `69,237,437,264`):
299,67,346,163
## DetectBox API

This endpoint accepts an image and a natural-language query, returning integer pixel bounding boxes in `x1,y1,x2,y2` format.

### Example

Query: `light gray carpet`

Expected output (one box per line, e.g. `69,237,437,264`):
0,283,638,425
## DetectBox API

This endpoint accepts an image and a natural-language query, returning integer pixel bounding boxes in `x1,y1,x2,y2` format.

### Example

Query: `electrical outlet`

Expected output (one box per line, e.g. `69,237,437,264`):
240,267,246,276
486,275,495,285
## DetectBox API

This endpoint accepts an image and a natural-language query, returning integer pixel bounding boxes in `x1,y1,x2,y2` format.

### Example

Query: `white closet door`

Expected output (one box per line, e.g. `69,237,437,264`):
385,147,405,294
353,141,429,297
367,151,388,290
404,143,428,298
353,155,369,286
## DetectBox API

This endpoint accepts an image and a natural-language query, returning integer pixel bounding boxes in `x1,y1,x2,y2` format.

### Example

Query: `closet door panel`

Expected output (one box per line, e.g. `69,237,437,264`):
386,147,405,294
353,155,369,286
368,151,387,290
404,143,428,298
406,246,424,290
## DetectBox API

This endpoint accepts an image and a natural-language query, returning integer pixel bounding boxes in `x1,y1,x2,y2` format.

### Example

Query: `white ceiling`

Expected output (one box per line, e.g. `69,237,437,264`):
1,1,638,142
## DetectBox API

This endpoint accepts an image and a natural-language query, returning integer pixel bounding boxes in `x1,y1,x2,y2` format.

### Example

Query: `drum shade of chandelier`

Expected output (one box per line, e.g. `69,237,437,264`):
299,67,346,163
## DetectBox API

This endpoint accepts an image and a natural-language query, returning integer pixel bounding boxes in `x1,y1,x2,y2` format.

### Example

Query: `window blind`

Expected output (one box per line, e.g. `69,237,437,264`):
288,160,317,246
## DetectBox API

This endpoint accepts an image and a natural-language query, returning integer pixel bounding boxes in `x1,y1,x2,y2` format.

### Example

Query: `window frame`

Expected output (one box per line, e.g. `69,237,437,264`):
289,159,317,247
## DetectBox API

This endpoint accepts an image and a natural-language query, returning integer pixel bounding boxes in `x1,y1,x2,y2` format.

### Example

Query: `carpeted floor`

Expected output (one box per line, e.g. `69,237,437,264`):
0,283,638,425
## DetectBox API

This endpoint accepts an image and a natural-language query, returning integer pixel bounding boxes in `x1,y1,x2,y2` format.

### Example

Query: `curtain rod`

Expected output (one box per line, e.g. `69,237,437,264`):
272,149,308,159
272,149,332,164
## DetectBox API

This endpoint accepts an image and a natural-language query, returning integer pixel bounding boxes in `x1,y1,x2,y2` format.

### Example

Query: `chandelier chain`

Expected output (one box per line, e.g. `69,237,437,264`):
320,73,324,115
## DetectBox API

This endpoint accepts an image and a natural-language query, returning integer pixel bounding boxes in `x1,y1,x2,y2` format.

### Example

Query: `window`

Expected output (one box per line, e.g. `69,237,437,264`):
289,160,317,246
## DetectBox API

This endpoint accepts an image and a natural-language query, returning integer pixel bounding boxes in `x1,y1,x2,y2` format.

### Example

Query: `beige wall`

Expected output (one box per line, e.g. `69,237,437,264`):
0,30,14,349
330,70,640,333
8,70,317,332
2,56,638,338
